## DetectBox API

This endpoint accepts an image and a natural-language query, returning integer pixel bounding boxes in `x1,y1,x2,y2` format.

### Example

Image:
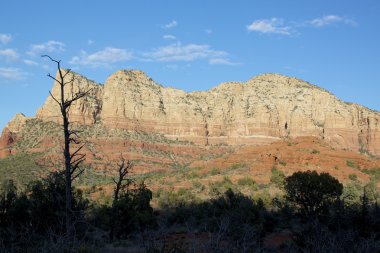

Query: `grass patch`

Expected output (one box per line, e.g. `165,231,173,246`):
346,160,359,169
74,165,113,187
222,163,248,175
237,176,256,188
192,180,205,192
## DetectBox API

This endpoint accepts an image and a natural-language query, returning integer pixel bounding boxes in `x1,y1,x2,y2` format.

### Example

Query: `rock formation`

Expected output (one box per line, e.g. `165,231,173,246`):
3,70,380,156
35,70,103,125
0,113,28,157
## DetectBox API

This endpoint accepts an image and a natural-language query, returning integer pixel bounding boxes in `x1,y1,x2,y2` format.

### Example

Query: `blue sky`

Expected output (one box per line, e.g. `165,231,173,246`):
1,0,380,130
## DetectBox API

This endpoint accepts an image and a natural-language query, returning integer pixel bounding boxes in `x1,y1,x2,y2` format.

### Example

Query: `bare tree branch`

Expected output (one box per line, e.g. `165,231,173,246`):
70,154,86,169
42,54,90,236
47,74,60,84
62,68,72,79
71,168,85,181
48,91,62,110
109,156,134,241
42,54,60,64
70,144,85,159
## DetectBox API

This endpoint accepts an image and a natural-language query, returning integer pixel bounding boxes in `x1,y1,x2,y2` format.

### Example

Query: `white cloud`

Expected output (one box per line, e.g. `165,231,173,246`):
23,59,39,66
69,47,133,67
247,18,291,35
162,20,177,29
88,39,94,45
247,16,356,36
0,49,19,61
209,58,240,66
143,42,227,62
27,40,66,56
309,15,357,27
0,67,27,80
163,34,176,40
0,33,12,44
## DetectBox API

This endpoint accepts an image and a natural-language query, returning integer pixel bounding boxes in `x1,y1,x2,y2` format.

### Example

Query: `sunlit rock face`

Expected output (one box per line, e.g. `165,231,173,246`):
6,70,380,156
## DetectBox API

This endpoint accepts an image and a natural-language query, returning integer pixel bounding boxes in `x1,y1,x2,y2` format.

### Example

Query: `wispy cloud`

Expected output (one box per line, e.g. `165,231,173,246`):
88,39,94,45
0,33,12,44
247,15,357,36
69,47,133,67
0,49,19,61
309,15,357,27
163,34,176,40
143,42,227,62
23,59,39,66
209,58,240,66
247,18,292,35
162,20,177,29
205,29,213,34
27,40,66,56
0,67,27,80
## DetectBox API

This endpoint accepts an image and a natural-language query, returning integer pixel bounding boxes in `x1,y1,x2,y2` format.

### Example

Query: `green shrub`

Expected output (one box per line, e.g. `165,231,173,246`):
311,149,320,154
284,170,343,216
346,160,359,169
253,190,272,208
361,168,380,182
186,171,200,179
157,188,196,209
342,182,362,205
168,188,265,240
364,180,380,203
270,167,285,188
192,180,205,192
237,177,256,188
228,163,246,171
348,174,357,181
208,176,235,196
209,167,221,176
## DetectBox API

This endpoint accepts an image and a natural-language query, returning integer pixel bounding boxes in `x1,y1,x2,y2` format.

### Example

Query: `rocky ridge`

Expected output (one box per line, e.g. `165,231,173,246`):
2,69,380,156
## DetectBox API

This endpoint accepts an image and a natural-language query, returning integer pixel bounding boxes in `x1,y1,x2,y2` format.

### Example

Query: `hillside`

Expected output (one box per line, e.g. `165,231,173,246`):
1,70,380,252
0,70,379,189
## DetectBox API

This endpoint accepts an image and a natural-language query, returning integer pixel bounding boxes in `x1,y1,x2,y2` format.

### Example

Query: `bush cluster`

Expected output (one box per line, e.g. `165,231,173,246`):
1,167,379,252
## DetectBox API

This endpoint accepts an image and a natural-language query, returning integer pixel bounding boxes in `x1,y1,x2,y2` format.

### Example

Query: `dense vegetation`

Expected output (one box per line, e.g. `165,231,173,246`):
0,164,379,252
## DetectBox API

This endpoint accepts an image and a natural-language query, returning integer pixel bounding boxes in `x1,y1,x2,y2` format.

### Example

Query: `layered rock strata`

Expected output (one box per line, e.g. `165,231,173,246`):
3,70,380,156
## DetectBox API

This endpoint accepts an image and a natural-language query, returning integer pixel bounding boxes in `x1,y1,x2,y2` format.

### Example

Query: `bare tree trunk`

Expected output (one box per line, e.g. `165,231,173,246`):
110,158,133,241
43,55,90,236
59,68,73,235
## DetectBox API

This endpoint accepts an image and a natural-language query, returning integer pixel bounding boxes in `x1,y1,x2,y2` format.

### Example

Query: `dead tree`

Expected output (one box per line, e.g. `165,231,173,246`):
110,157,133,241
43,55,91,235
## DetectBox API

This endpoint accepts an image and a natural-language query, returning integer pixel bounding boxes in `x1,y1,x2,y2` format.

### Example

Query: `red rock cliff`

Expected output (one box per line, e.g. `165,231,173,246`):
4,70,380,156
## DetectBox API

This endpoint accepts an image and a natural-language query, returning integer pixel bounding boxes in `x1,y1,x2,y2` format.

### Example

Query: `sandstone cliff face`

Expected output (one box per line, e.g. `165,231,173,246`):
0,113,28,157
98,70,379,155
36,70,103,125
4,113,28,133
4,70,380,156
